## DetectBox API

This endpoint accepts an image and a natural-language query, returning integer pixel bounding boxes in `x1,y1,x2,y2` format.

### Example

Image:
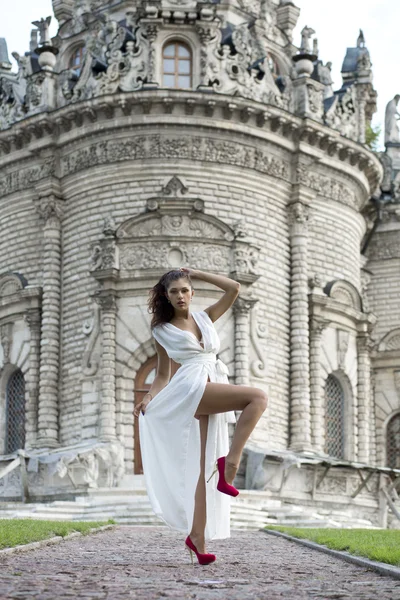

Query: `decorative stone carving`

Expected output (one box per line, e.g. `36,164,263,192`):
197,20,285,106
385,95,400,146
162,175,188,197
120,242,231,272
325,87,358,141
59,134,290,191
0,323,12,364
337,329,350,369
0,273,26,298
378,329,400,352
90,238,119,272
249,304,268,378
32,17,52,46
232,243,260,276
317,475,347,495
324,280,363,311
35,196,64,223
394,371,400,397
0,158,55,198
296,167,358,209
82,303,101,376
300,26,316,54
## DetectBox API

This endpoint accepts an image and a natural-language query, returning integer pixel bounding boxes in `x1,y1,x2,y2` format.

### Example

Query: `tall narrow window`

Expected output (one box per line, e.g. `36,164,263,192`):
5,370,26,454
387,413,400,469
162,42,192,89
324,374,345,459
69,45,86,76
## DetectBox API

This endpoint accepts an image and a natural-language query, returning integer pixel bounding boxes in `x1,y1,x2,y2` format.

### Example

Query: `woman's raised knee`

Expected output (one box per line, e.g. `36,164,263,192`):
252,389,268,412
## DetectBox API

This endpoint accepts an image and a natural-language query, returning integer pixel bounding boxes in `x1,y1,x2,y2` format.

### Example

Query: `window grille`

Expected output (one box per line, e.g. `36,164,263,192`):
5,370,26,454
387,413,400,469
324,374,345,459
162,42,192,89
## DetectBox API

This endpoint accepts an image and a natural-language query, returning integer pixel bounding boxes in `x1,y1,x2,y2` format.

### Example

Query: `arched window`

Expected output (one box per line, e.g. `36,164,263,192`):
387,413,400,469
162,42,192,89
5,370,26,454
69,45,86,76
324,374,345,459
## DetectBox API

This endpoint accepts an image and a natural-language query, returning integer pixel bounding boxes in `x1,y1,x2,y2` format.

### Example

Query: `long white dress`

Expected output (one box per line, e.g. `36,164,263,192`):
139,310,236,540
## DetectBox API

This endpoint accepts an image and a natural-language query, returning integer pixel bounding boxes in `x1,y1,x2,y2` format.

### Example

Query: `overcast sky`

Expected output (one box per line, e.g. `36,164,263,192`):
1,0,397,149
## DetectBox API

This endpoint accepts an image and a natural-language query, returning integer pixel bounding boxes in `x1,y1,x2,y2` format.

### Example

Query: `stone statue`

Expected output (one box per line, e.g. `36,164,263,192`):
318,61,333,99
385,95,400,145
31,16,52,46
300,26,315,54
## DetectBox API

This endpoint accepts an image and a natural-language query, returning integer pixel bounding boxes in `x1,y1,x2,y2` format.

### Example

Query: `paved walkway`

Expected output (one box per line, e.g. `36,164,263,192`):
0,527,400,599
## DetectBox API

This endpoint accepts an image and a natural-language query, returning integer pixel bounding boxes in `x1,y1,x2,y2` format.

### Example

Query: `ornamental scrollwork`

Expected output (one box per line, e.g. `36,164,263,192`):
82,303,101,376
249,303,268,378
90,238,119,271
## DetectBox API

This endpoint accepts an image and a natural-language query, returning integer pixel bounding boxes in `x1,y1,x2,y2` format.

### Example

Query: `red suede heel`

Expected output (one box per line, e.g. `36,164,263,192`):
185,536,216,565
207,456,240,497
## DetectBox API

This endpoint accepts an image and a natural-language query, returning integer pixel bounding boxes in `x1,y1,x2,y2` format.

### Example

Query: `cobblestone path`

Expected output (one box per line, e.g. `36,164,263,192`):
0,526,400,599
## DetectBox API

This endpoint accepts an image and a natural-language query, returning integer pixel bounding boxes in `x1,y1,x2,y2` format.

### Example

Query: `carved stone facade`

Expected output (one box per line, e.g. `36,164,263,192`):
0,0,398,528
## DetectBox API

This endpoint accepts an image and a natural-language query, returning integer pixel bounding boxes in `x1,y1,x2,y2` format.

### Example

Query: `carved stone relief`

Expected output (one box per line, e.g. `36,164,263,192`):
317,475,347,495
0,323,13,364
0,158,55,198
378,329,400,352
0,273,26,298
82,303,101,376
325,87,358,140
325,280,363,311
249,303,268,378
337,329,350,369
296,167,358,210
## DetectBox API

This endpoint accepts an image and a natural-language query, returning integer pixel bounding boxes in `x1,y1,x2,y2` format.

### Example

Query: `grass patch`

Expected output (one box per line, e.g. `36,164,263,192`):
266,526,400,567
0,519,114,549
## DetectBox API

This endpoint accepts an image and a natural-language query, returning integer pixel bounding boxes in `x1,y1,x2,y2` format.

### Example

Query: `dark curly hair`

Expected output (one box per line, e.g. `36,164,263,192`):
148,269,193,329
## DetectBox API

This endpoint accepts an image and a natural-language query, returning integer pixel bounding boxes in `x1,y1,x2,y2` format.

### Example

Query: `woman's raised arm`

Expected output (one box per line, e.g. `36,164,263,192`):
183,268,240,323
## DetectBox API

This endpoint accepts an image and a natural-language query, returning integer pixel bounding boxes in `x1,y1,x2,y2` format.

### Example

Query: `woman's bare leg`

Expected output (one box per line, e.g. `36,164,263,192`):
189,415,208,553
195,383,268,483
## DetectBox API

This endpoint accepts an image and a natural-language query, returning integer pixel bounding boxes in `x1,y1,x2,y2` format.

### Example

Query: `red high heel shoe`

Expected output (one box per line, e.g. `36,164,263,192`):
185,536,216,565
207,456,239,497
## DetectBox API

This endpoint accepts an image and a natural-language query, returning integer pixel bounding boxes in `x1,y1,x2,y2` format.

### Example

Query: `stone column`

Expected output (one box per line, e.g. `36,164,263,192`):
309,317,329,453
95,293,117,442
288,201,312,452
232,295,257,386
24,309,41,449
35,197,63,448
357,333,371,464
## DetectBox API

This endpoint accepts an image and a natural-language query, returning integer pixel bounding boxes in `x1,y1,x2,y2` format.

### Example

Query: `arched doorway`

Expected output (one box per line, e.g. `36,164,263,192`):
133,356,180,474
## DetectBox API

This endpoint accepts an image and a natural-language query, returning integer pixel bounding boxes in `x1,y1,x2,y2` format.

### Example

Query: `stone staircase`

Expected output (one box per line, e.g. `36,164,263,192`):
0,484,378,529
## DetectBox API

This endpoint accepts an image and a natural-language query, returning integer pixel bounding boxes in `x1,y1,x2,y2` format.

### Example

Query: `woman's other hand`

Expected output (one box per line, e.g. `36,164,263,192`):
134,393,152,417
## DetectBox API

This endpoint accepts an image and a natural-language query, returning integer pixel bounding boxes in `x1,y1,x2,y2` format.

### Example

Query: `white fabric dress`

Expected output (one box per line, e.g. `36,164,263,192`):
139,310,236,540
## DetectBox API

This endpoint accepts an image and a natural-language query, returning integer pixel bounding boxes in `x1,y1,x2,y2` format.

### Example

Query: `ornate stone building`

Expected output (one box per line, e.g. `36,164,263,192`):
0,0,398,527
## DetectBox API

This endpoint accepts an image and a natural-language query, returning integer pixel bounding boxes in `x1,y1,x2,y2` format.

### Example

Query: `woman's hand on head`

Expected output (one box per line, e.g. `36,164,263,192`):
179,267,196,278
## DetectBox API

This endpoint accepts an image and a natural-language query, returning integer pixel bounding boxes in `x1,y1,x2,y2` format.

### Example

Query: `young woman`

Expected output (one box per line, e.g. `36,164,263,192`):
135,268,267,565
